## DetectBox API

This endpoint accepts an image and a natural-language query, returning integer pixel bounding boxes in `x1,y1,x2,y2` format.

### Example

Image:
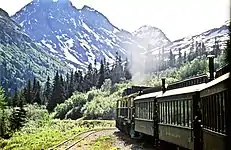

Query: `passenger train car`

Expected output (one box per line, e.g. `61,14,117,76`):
116,56,230,150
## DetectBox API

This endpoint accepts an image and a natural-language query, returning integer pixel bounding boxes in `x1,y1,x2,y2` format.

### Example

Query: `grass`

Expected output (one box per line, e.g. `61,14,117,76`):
0,120,115,150
89,135,119,150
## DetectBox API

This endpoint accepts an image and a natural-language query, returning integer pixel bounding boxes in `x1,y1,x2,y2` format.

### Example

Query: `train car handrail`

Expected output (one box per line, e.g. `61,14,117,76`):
215,63,230,78
167,75,208,90
134,91,162,101
157,83,206,98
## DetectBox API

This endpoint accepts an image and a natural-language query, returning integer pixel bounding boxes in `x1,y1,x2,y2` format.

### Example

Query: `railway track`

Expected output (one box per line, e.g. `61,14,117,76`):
48,127,116,150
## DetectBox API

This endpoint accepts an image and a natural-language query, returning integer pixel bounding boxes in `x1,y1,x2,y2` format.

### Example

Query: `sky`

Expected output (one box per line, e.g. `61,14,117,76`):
0,0,229,40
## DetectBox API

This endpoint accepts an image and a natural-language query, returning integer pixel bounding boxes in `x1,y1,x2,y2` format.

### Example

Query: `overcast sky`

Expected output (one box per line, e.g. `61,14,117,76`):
0,0,229,40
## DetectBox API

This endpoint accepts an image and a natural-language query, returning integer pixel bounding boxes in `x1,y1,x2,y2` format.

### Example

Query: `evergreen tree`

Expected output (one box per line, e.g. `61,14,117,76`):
68,71,74,98
0,86,7,137
47,71,65,112
183,51,187,63
25,80,32,104
178,48,182,67
73,71,79,91
65,73,69,96
10,107,26,132
97,60,105,88
60,75,66,103
104,62,110,79
201,42,206,56
12,87,18,107
188,40,194,61
44,76,51,106
169,49,175,67
47,71,59,112
195,41,200,56
124,58,132,80
34,81,41,105
33,77,36,91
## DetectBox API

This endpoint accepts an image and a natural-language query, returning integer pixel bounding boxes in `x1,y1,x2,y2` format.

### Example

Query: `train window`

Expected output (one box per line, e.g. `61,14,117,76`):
160,102,162,123
148,101,150,120
180,101,184,126
176,100,180,125
150,101,152,120
174,100,177,125
148,102,150,120
144,102,146,119
147,102,149,120
141,103,143,118
183,100,186,126
151,101,153,120
161,102,163,123
171,101,173,124
167,101,169,124
171,101,174,124
164,102,167,124
186,100,189,127
170,101,172,124
168,101,170,124
220,92,225,133
145,102,147,119
188,100,192,127
163,102,166,123
140,103,142,118
168,101,171,124
223,91,227,134
162,102,164,123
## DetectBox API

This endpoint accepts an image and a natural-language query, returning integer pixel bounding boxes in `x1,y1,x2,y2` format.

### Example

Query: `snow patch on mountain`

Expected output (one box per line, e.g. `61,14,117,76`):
11,0,172,71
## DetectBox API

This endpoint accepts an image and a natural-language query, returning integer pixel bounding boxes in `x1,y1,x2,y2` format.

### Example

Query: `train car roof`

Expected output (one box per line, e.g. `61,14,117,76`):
156,83,206,98
134,91,162,100
201,72,230,90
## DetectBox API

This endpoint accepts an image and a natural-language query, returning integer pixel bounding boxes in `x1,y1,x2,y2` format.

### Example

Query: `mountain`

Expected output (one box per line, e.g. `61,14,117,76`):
145,23,229,57
11,0,171,71
0,8,71,92
133,25,172,49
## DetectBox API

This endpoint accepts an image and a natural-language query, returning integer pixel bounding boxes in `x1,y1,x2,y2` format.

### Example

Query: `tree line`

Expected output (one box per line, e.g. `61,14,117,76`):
144,37,223,73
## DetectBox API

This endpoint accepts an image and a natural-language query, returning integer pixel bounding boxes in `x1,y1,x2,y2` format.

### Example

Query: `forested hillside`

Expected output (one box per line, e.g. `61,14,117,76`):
0,8,71,94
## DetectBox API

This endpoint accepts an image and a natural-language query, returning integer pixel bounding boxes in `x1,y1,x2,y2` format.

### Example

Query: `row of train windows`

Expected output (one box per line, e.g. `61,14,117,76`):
135,101,155,120
118,101,128,108
201,90,227,134
159,100,192,127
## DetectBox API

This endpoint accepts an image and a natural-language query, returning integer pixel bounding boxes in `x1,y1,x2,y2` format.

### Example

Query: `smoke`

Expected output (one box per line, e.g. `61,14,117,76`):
125,43,167,85
125,44,149,85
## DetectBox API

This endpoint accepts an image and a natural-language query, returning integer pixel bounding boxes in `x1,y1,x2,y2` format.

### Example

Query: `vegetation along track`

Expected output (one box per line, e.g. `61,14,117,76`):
48,127,116,150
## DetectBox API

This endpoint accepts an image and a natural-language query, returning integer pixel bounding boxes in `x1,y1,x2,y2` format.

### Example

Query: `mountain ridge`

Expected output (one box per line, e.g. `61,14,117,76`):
11,0,171,71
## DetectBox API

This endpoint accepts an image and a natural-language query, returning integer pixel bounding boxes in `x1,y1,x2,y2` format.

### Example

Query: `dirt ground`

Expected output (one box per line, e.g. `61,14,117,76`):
68,129,155,150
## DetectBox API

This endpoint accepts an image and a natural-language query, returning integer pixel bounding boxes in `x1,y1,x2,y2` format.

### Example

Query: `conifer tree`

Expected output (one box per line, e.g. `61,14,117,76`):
10,106,26,132
12,87,18,107
0,86,7,137
25,80,32,104
201,42,206,56
169,49,175,67
97,60,105,88
10,88,26,132
34,81,41,105
124,58,132,80
47,71,59,112
68,71,74,98
44,76,51,106
183,51,187,63
178,48,182,67
60,75,66,103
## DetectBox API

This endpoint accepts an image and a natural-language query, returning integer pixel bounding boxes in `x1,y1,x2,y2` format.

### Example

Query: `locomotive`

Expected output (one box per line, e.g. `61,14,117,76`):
115,56,230,150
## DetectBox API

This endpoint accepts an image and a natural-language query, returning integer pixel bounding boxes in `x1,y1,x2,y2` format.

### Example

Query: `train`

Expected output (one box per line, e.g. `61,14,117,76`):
115,55,230,150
